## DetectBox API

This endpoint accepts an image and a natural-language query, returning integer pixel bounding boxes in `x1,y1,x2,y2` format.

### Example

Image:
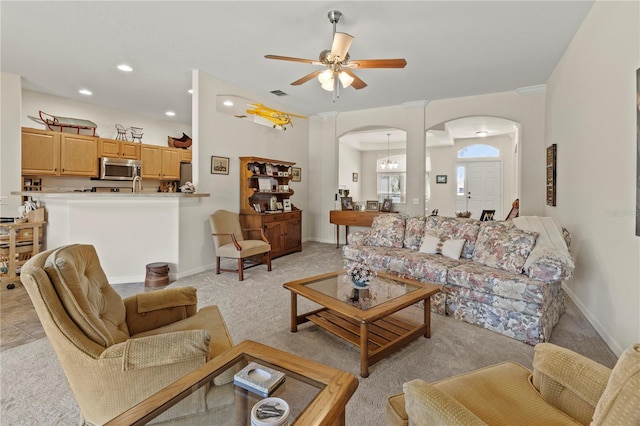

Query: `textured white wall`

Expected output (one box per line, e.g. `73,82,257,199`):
0,73,23,217
545,0,640,354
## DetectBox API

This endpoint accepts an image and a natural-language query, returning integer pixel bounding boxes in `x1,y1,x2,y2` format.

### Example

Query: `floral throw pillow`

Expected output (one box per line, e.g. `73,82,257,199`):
367,214,405,248
403,216,426,250
472,222,539,274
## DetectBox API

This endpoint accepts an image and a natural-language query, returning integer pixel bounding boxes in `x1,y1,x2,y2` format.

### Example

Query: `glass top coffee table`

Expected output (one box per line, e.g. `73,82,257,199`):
283,270,441,377
105,340,358,425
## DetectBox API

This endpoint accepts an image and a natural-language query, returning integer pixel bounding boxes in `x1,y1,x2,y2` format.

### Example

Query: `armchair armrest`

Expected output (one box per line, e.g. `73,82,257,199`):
212,232,242,250
242,227,269,244
124,287,199,335
101,329,210,371
403,379,487,425
532,342,611,422
100,330,210,371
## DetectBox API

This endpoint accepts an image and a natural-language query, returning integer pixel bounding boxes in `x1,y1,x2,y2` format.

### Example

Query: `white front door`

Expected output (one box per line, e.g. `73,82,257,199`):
455,161,502,219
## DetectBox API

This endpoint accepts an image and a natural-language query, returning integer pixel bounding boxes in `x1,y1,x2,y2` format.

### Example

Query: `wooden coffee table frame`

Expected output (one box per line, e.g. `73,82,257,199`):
105,340,358,426
284,270,441,378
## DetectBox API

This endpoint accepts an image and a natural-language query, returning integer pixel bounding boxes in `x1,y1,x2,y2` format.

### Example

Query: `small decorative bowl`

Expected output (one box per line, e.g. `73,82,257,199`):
456,211,472,218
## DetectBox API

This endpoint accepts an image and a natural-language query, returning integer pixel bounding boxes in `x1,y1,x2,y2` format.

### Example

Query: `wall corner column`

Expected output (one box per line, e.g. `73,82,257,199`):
403,100,429,215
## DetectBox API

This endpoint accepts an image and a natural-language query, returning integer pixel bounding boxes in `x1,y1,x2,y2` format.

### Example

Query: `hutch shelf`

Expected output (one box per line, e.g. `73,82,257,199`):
239,157,302,259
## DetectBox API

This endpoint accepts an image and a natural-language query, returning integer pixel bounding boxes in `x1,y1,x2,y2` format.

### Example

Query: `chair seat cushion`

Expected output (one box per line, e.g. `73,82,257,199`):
216,240,270,259
433,362,581,425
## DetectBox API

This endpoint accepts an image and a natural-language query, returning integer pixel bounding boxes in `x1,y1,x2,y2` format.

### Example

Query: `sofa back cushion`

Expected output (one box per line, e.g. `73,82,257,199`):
592,343,640,425
44,244,129,347
472,221,539,274
403,216,427,250
423,216,481,259
368,214,406,248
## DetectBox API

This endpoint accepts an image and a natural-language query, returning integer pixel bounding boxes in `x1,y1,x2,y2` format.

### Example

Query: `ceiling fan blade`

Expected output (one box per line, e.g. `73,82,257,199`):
342,69,367,90
265,55,321,65
291,70,322,86
347,58,407,68
330,32,354,61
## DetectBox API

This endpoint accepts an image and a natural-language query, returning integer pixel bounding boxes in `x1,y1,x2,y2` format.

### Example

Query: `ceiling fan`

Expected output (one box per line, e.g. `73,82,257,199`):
265,10,407,100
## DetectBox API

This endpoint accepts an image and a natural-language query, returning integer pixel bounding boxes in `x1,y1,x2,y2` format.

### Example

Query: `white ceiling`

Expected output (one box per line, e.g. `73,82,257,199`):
1,1,594,127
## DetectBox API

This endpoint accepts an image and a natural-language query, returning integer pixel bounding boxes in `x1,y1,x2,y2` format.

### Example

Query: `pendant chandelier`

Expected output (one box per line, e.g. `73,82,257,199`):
380,133,398,169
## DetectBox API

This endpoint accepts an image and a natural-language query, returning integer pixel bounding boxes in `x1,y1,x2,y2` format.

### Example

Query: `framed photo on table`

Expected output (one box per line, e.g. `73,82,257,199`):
381,198,392,212
366,200,380,211
283,199,292,212
341,197,354,211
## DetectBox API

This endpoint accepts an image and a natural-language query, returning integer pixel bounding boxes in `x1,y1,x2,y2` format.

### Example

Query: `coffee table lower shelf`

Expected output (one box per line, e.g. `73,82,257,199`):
307,308,427,377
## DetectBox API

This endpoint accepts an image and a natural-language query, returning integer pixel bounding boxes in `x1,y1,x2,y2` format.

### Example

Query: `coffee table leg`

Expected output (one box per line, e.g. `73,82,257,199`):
424,296,431,338
291,292,298,332
360,322,369,378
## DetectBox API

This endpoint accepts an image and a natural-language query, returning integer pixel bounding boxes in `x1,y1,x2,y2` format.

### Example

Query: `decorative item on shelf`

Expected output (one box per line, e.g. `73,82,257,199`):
39,110,97,135
178,181,196,193
115,124,128,141
167,132,192,149
366,200,379,211
456,211,472,218
347,264,376,288
130,126,143,143
283,199,292,212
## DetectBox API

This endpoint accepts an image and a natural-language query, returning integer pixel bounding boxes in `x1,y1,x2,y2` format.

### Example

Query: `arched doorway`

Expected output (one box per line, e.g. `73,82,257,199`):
426,116,520,219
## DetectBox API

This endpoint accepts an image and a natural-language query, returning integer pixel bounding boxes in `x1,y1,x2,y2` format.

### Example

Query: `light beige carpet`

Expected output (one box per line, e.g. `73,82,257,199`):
0,242,617,425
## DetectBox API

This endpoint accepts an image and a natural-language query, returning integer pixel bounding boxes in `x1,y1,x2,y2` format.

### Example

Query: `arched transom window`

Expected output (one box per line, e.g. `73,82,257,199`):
457,144,500,158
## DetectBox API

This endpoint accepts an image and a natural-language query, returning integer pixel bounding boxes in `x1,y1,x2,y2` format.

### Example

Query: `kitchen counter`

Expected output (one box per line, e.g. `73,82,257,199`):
11,190,209,198
12,190,211,283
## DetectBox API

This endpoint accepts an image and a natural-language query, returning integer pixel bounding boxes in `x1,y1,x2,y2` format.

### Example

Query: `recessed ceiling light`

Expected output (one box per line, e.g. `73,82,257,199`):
476,131,489,137
117,64,133,72
223,100,234,106
78,89,92,95
165,111,176,117
188,89,193,94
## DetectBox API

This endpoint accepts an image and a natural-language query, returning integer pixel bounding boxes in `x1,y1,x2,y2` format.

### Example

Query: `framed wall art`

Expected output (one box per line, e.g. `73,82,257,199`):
211,156,229,175
436,175,447,184
291,167,301,182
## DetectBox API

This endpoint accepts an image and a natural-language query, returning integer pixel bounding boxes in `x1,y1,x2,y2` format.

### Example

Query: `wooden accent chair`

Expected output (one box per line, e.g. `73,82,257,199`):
20,244,235,425
386,342,640,426
209,210,272,281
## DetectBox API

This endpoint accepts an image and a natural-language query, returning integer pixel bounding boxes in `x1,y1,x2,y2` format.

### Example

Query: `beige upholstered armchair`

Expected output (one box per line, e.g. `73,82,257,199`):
209,210,272,281
20,244,235,425
387,342,639,426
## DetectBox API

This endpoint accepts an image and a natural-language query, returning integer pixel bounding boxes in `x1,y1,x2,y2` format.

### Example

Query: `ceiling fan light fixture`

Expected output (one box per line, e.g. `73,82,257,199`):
338,71,354,88
318,69,333,84
321,79,335,91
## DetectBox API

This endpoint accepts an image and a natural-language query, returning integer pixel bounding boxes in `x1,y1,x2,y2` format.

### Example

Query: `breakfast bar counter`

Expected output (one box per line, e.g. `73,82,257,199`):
11,191,210,284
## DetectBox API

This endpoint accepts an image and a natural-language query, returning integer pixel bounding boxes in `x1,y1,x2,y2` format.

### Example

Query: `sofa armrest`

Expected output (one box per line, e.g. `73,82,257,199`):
101,329,210,371
532,342,611,423
124,287,199,335
403,379,487,426
347,230,371,245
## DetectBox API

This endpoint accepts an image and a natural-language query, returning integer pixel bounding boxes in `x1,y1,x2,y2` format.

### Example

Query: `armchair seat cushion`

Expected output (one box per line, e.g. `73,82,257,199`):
216,240,270,259
391,362,582,426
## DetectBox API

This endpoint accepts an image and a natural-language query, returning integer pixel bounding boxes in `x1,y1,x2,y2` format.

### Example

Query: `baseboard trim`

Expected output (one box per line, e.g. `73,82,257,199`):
562,283,623,357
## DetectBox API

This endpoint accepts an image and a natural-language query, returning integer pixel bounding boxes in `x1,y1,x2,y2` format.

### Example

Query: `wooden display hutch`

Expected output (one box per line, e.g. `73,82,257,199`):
239,157,302,259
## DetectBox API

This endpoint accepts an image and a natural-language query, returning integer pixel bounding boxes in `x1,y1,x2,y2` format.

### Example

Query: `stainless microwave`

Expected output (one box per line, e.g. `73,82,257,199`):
95,157,142,181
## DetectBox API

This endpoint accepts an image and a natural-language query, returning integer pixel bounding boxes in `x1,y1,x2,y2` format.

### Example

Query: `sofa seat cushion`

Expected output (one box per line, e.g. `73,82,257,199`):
424,216,481,259
447,261,553,305
447,285,545,317
473,221,539,274
390,250,464,284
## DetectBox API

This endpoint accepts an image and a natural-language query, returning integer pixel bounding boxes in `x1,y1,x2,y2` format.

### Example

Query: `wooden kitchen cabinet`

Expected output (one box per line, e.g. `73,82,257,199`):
239,156,302,259
59,133,98,176
141,145,181,180
162,147,181,180
141,144,163,179
22,128,97,177
98,138,140,160
22,128,59,175
180,149,192,163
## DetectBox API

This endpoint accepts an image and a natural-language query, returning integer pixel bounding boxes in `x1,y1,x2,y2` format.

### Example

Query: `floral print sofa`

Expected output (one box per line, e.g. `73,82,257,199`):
343,214,574,345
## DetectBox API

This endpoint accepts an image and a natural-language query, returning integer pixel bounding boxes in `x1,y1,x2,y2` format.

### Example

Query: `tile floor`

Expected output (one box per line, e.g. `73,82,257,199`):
0,281,149,352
